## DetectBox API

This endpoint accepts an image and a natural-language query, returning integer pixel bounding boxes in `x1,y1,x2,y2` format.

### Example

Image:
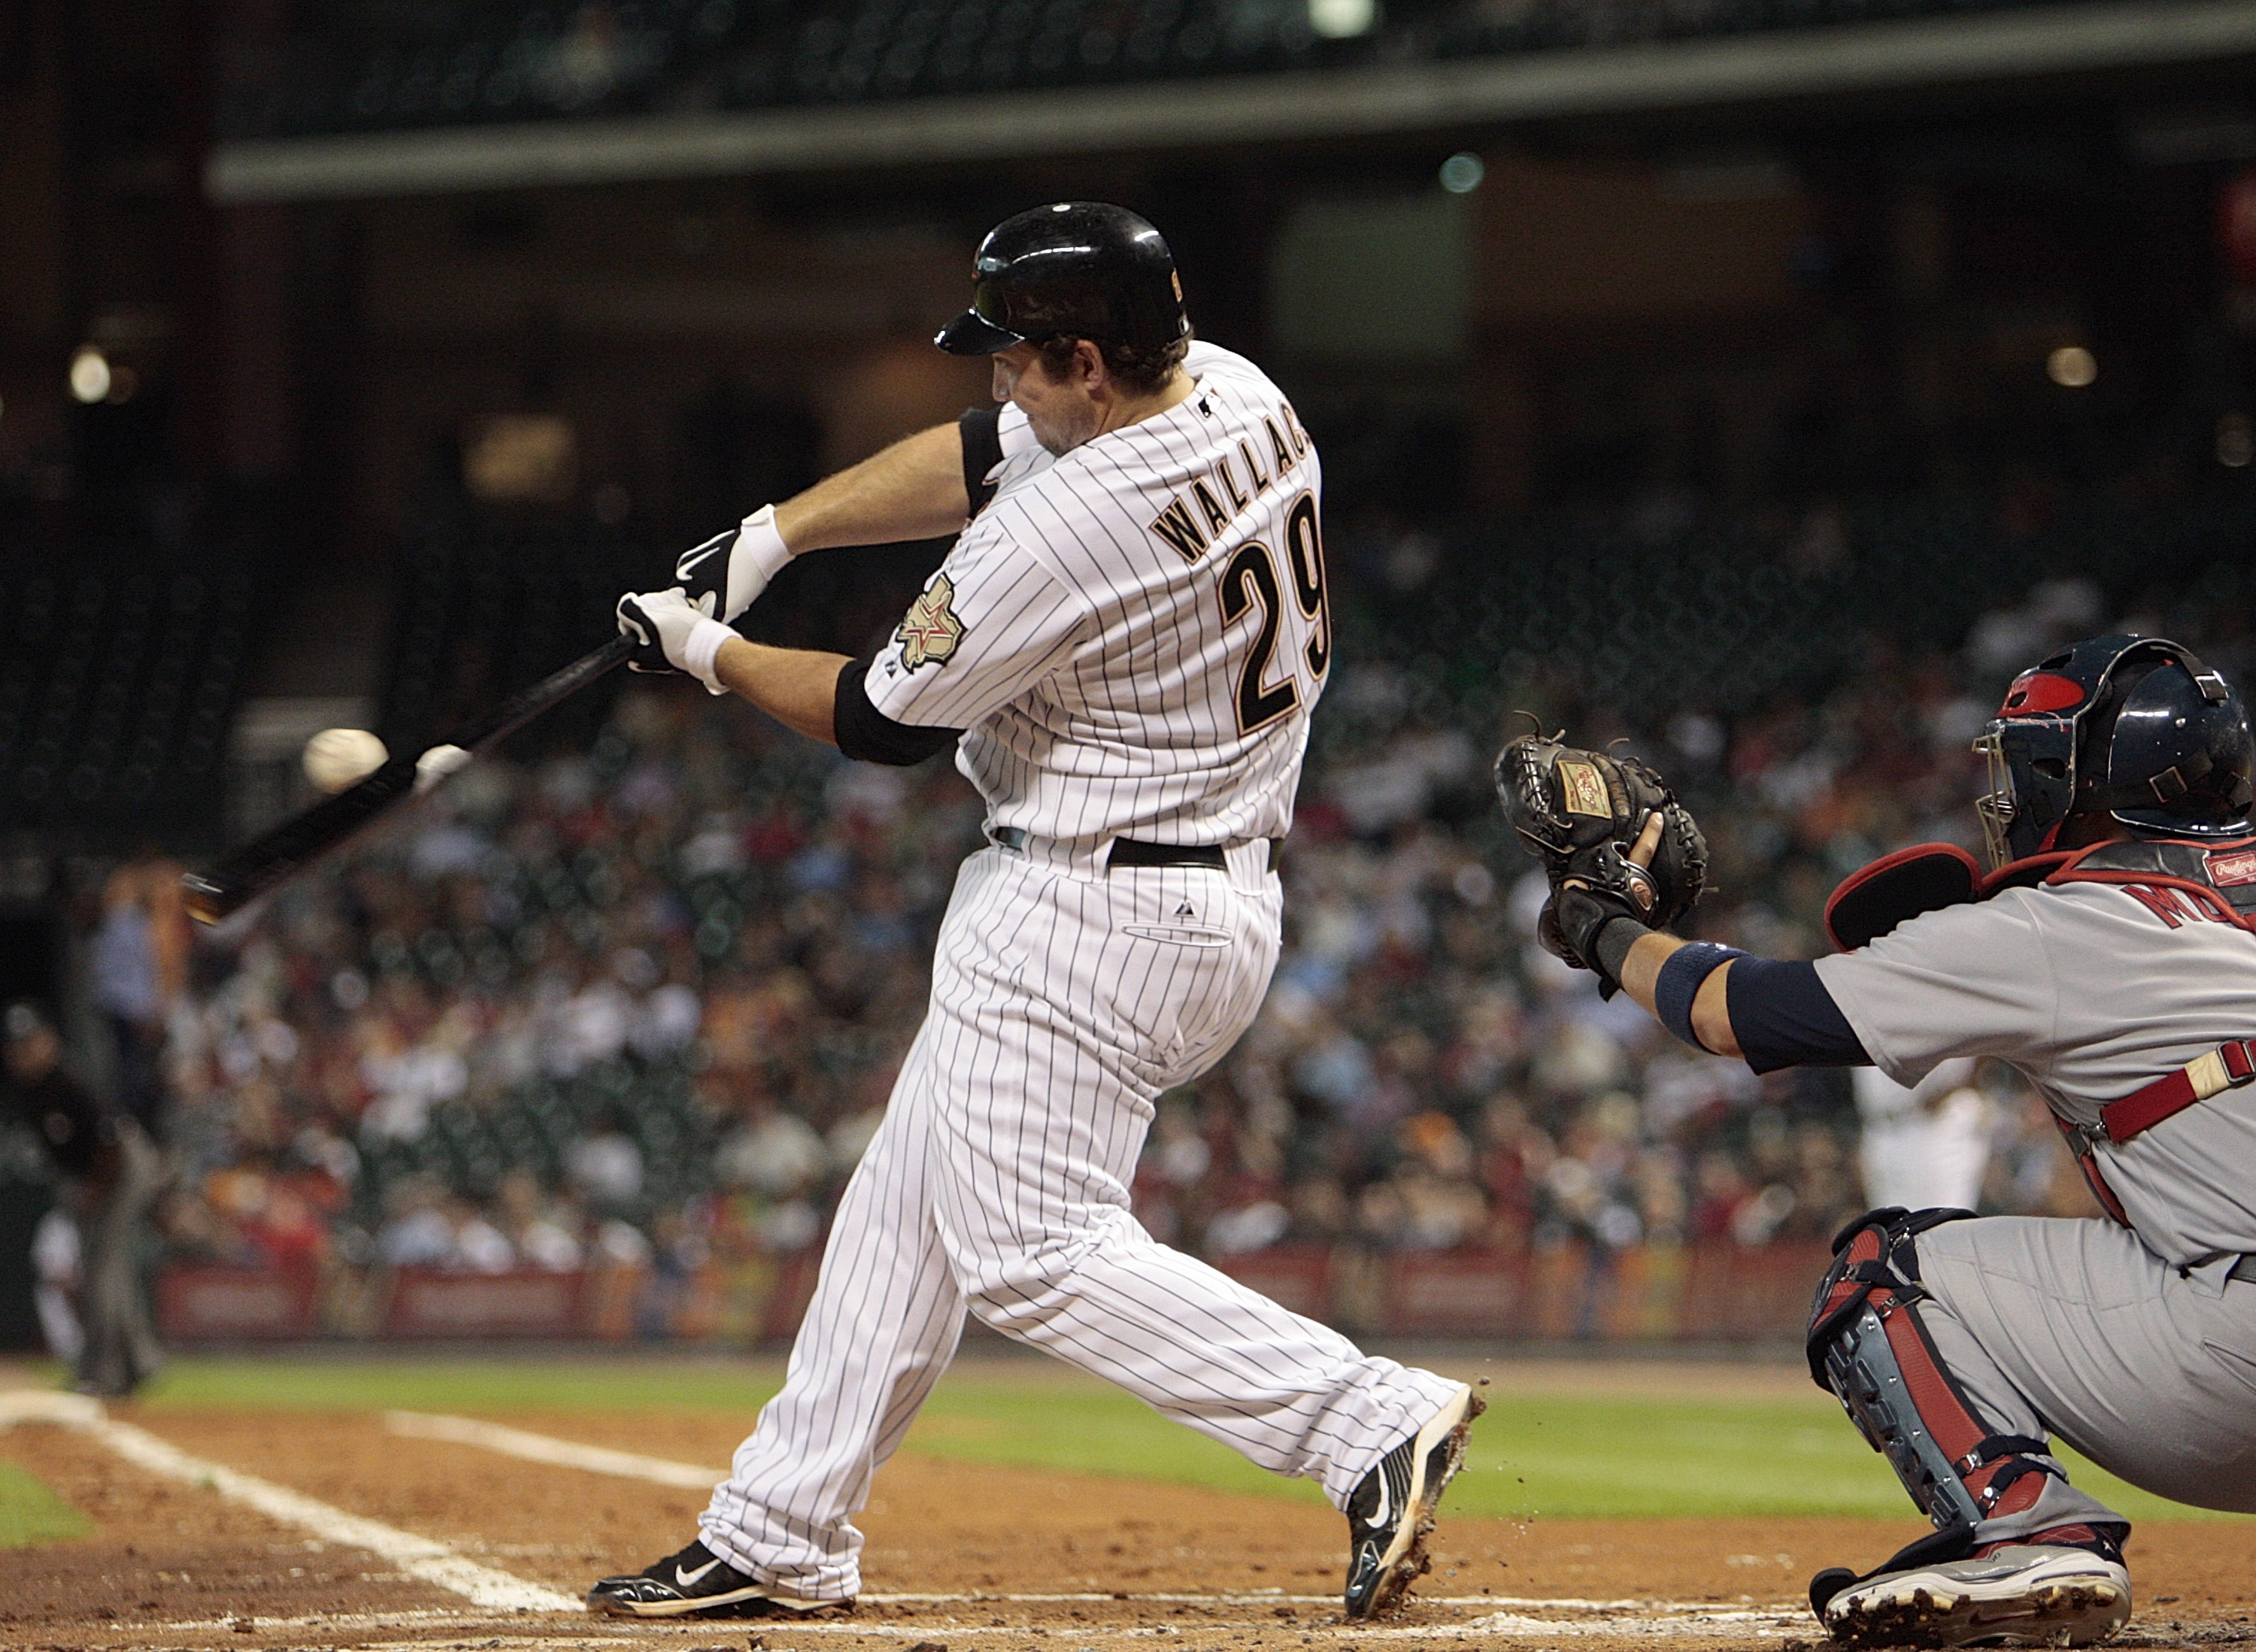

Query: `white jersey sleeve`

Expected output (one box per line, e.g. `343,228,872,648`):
996,402,1037,462
1812,896,2059,1087
862,523,1088,729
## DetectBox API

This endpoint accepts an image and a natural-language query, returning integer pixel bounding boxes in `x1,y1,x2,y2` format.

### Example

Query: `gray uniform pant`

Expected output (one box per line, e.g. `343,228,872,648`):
1915,1214,2256,1542
76,1120,165,1399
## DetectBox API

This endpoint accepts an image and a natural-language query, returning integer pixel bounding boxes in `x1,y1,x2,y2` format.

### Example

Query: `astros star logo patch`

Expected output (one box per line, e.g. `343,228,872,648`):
897,574,965,670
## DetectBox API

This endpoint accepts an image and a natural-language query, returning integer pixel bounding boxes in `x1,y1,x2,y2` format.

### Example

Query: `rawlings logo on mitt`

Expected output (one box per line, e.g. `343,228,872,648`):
1494,733,1709,971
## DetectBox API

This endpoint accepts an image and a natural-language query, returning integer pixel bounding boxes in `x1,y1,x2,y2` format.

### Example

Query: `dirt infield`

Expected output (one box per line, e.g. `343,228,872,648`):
4,1371,2254,1652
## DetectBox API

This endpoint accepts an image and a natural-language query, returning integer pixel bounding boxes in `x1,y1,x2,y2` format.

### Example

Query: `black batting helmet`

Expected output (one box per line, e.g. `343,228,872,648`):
1973,633,2255,868
934,202,1190,356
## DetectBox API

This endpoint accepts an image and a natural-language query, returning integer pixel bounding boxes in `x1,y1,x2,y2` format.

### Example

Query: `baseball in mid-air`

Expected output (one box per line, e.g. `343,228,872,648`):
302,727,387,793
414,742,471,793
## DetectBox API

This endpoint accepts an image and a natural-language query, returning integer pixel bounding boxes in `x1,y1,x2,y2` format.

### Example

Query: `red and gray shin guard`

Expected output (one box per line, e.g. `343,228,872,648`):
1803,1208,2076,1615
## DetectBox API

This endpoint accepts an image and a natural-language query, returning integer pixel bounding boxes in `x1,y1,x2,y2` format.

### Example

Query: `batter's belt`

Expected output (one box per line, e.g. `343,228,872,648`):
988,826,1279,874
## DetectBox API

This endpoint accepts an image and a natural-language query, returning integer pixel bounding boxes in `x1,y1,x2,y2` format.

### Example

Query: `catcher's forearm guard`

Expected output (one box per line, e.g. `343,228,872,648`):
1494,733,1709,975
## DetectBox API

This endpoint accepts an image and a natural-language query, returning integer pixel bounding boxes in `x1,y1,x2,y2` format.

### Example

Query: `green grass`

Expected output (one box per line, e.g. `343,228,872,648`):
1453,1393,2234,1523
135,1355,2244,1525
0,1459,91,1548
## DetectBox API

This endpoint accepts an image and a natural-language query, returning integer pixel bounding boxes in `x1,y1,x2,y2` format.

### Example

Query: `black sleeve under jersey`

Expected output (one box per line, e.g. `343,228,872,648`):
960,406,1004,517
832,656,963,767
1726,956,1871,1075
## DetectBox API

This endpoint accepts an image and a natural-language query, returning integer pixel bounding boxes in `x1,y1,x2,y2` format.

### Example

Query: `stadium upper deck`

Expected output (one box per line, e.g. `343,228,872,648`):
211,0,2256,199
235,0,2102,138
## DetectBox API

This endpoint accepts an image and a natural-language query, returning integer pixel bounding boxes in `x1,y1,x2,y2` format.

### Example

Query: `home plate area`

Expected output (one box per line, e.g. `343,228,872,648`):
5,1393,2254,1652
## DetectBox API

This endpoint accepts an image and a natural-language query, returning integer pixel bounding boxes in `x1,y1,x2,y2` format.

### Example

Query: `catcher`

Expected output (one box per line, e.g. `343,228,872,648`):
1499,637,2256,1650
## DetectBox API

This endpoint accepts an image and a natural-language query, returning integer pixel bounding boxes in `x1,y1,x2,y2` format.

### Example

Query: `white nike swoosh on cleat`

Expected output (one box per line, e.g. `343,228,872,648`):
1366,1473,1393,1531
674,1557,724,1588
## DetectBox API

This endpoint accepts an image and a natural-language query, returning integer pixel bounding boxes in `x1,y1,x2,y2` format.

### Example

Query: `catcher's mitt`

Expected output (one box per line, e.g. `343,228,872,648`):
1494,734,1708,966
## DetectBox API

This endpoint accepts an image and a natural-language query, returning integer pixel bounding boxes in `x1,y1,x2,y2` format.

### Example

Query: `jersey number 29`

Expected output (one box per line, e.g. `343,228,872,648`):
1219,492,1331,735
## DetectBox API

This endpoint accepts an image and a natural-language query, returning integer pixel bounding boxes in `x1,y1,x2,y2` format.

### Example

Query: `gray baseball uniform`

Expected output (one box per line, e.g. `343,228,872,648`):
1815,877,2256,1530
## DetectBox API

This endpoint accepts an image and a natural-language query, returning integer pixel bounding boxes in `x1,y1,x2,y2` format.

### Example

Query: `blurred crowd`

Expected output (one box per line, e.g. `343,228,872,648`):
47,537,2180,1350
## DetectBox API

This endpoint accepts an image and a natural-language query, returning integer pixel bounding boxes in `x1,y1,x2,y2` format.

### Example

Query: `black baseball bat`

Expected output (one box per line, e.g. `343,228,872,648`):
183,632,637,926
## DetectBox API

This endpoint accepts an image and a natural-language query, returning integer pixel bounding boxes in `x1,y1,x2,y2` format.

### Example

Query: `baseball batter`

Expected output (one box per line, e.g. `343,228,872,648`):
1512,635,2256,1647
589,203,1479,1620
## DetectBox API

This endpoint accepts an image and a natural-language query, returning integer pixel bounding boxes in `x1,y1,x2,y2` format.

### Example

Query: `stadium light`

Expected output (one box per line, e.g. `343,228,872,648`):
1439,153,1484,193
1308,0,1376,40
2046,346,2097,388
68,346,111,404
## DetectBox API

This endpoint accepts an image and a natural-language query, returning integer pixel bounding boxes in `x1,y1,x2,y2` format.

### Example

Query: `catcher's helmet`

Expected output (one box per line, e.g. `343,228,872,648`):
1973,632,2254,868
934,202,1189,356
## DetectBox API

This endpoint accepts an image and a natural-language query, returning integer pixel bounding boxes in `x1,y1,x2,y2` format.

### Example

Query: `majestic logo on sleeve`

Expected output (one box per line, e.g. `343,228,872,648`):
896,574,964,670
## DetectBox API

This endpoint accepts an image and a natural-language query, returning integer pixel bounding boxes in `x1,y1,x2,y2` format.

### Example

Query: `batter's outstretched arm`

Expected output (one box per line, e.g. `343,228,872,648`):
698,637,964,764
775,423,973,553
614,614,957,766
673,420,984,627
708,641,851,745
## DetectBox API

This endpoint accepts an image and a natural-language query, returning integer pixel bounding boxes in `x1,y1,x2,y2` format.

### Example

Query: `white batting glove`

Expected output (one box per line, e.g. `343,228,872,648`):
675,504,793,624
616,587,735,694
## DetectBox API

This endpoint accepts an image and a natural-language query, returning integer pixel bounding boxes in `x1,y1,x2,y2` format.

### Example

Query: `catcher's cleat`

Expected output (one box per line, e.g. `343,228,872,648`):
1342,1384,1484,1620
587,1538,846,1618
1812,1528,2130,1648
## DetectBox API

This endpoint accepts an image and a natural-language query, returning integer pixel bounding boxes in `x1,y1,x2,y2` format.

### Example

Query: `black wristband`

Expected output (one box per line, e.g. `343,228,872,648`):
1591,915,1649,984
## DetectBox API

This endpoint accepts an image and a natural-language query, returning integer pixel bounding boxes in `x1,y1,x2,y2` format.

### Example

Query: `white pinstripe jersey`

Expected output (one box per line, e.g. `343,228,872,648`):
863,341,1330,846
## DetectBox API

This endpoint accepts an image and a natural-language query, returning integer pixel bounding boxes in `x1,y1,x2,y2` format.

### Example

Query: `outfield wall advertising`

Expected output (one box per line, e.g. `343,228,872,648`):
152,1242,1826,1344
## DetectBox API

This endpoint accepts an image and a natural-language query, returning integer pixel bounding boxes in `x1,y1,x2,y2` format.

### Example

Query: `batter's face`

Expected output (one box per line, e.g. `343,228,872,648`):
993,341,1106,456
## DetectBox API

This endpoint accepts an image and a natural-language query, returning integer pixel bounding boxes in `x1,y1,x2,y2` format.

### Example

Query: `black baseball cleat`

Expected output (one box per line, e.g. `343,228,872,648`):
587,1538,845,1618
1342,1384,1485,1620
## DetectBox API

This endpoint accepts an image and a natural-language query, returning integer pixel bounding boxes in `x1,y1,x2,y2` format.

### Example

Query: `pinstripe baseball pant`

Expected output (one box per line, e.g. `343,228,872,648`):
700,842,1463,1599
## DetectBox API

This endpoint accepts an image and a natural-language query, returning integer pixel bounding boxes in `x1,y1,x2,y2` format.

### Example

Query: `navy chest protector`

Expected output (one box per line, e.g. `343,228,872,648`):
1824,836,2256,951
1824,835,2256,1223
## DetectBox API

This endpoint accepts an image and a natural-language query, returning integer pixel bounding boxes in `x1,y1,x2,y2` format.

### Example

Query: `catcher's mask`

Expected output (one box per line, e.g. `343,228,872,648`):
1972,632,2254,870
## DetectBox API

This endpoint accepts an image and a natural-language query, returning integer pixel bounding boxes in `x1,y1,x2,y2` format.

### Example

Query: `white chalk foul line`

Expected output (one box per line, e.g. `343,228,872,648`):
359,1409,1821,1634
88,1417,583,1614
386,1409,722,1490
371,1417,1805,1613
246,1615,1801,1644
733,1617,1800,1639
135,1611,485,1634
857,1592,1777,1611
0,1391,579,1614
